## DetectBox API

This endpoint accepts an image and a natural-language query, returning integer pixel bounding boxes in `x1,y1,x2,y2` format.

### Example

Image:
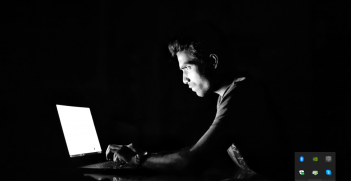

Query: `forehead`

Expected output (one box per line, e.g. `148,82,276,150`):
176,51,196,68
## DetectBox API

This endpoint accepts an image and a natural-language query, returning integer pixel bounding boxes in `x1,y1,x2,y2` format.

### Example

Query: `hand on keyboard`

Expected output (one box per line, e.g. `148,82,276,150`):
106,143,137,166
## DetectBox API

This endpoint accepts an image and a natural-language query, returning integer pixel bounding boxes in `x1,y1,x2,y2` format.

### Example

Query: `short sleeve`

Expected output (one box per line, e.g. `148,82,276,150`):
213,79,254,135
189,79,252,165
212,78,270,149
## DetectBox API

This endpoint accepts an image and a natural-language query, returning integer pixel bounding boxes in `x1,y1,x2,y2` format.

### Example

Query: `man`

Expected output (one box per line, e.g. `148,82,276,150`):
106,21,293,180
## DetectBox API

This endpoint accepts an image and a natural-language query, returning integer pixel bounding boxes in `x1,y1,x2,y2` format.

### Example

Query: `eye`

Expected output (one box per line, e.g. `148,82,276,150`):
181,65,191,71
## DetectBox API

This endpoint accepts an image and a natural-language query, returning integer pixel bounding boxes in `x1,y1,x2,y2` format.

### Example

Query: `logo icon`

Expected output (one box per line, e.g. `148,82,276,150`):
326,156,332,162
300,156,304,162
326,170,331,175
299,170,305,175
312,171,318,175
313,157,318,161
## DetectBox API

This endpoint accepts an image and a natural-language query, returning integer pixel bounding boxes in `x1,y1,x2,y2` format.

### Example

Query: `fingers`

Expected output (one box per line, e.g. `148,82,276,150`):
106,145,110,160
106,144,123,161
127,143,137,153
106,145,113,160
113,153,127,167
105,144,136,162
113,150,128,163
113,152,119,162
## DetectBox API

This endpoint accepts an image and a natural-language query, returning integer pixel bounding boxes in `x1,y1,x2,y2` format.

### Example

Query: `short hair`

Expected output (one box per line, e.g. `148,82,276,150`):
168,21,228,65
168,20,241,78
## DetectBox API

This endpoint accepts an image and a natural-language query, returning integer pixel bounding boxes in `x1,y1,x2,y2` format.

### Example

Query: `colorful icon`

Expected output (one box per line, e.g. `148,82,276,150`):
326,170,331,175
326,156,332,162
299,170,305,175
312,171,318,175
300,156,304,162
313,157,318,161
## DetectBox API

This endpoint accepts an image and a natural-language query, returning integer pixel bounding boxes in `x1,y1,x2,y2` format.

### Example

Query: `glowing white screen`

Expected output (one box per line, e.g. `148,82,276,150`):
56,105,102,156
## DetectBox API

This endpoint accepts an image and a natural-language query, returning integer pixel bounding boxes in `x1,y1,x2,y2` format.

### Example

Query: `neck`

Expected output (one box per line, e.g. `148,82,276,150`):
214,78,233,97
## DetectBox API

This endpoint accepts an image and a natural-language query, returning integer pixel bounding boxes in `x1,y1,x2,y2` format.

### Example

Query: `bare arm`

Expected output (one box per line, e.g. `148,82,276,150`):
140,122,233,173
141,147,191,173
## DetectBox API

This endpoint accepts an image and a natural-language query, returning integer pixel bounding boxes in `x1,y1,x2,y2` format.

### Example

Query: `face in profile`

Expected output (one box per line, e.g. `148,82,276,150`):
176,50,211,97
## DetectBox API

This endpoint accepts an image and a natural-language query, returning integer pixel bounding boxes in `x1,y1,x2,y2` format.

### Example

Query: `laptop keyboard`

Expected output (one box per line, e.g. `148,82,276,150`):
83,161,125,169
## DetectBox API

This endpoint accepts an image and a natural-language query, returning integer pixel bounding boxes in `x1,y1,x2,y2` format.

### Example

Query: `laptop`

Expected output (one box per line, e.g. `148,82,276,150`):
56,104,151,175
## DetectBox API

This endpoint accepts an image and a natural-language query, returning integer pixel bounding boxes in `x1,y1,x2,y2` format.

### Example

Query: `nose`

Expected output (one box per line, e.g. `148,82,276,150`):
182,73,190,84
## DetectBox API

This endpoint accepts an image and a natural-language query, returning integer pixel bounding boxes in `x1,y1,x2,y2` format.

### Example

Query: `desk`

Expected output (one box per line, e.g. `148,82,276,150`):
6,161,284,181
6,167,279,181
79,169,275,181
81,173,276,181
83,173,203,181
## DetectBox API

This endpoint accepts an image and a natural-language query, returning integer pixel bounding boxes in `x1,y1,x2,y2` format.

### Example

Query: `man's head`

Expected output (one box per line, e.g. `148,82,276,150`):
173,49,216,97
168,21,238,97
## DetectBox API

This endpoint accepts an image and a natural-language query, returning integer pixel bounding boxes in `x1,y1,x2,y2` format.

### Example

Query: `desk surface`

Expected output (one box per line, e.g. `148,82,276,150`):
83,173,204,181
6,164,278,181
5,168,280,181
79,169,275,181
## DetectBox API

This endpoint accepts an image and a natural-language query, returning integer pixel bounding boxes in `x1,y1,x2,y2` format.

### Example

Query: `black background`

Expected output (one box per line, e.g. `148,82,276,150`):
1,0,350,180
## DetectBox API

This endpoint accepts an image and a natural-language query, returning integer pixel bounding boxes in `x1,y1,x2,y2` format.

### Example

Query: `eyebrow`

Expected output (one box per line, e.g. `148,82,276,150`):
179,60,196,70
179,64,188,70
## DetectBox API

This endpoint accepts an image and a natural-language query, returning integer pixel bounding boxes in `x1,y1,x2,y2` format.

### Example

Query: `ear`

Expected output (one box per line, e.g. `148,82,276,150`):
209,54,219,69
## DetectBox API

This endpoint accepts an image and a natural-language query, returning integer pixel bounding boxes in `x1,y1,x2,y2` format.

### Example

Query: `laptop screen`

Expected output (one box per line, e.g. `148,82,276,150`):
56,104,102,157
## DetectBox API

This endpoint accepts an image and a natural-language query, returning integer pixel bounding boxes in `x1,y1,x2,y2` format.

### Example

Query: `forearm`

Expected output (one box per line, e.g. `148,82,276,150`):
141,147,192,172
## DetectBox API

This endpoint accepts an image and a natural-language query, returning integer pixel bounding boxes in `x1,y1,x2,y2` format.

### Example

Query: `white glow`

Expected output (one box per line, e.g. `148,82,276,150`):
56,105,102,156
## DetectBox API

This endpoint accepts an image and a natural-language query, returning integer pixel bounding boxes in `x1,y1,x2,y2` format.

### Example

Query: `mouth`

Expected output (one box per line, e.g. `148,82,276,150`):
188,84,195,91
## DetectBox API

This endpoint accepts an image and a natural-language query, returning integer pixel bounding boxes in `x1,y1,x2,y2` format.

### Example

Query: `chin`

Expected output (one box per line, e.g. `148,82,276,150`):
196,93,204,97
196,91,208,97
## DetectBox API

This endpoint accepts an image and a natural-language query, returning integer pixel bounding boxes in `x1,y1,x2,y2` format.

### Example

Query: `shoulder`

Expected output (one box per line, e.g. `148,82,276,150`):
219,76,253,108
214,77,248,121
215,76,266,124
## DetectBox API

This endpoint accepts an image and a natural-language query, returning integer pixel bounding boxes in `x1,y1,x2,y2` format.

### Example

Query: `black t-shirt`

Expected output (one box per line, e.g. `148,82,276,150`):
190,75,293,179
